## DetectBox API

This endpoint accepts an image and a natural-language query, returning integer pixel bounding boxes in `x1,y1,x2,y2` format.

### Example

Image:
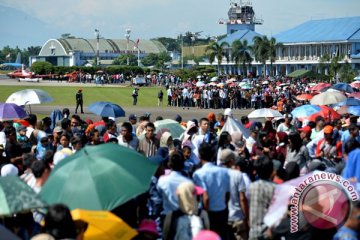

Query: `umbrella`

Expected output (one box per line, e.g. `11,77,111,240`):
0,103,28,121
354,75,360,80
291,105,321,118
209,82,217,86
196,81,205,87
350,81,360,89
331,83,354,93
239,83,252,90
0,176,48,216
220,117,250,139
196,75,202,79
295,94,314,101
348,92,360,99
306,106,341,122
310,91,347,105
311,82,331,92
217,83,224,88
334,98,360,107
40,144,158,210
338,106,360,116
226,78,236,84
6,89,53,106
154,119,185,139
210,76,218,82
71,209,138,240
248,108,282,118
0,224,21,240
229,82,237,88
262,80,269,85
88,101,125,118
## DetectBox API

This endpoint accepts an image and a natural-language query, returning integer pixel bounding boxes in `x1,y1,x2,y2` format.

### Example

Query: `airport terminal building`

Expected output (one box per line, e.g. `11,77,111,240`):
30,38,166,67
210,2,360,76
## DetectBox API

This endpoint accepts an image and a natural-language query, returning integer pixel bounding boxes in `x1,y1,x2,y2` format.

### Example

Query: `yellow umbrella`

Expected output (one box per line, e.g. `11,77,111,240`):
71,209,138,240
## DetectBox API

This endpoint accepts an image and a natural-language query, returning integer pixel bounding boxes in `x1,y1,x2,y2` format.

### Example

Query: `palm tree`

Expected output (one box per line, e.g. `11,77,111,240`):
206,41,229,76
330,54,345,82
252,36,270,77
268,37,282,76
231,39,252,76
319,53,331,75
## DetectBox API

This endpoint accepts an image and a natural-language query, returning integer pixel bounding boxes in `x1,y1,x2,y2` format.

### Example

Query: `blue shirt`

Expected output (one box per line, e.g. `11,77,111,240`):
193,162,230,211
156,171,191,215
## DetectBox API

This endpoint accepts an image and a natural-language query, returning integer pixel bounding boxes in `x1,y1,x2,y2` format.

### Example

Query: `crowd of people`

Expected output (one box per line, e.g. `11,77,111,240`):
0,79,360,239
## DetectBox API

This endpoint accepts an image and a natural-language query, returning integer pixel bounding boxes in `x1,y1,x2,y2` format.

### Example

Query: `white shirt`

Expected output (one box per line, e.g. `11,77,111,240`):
182,88,189,98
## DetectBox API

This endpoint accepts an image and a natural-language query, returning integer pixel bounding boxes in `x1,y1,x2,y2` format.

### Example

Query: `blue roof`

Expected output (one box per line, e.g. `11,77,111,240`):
218,30,263,45
274,16,360,43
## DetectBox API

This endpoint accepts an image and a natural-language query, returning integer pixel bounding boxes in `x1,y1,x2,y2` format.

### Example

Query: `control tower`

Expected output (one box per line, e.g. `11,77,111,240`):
219,1,263,35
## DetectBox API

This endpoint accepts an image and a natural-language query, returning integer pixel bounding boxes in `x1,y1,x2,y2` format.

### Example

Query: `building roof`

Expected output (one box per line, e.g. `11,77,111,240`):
218,29,263,45
275,16,360,44
39,38,166,56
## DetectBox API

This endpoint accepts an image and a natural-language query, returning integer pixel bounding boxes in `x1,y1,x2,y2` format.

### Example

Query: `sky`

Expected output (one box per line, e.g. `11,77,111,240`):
0,0,359,49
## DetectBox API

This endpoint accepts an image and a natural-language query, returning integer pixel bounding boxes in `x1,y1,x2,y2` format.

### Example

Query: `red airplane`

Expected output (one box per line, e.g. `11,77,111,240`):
7,64,55,80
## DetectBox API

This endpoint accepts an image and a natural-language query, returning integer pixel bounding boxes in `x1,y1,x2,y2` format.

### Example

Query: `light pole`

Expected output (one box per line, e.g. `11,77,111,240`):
179,34,184,69
125,28,131,65
94,29,100,66
191,35,196,65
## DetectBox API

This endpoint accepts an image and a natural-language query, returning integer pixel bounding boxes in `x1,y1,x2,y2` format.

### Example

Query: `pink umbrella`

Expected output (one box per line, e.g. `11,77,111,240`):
348,92,360,99
311,82,331,92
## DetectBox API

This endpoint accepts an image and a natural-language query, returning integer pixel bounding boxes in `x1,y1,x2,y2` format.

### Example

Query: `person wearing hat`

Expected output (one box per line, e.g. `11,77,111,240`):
220,149,249,240
298,125,312,145
315,125,342,162
75,89,84,114
277,114,296,135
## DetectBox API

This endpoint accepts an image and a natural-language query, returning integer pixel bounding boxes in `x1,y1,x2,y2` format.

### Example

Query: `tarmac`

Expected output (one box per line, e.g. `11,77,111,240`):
0,75,253,123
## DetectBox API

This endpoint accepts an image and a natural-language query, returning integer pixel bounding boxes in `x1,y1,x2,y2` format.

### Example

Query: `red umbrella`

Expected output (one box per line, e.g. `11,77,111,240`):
295,94,314,101
350,81,360,89
229,82,237,88
306,106,341,122
348,92,360,99
311,83,331,92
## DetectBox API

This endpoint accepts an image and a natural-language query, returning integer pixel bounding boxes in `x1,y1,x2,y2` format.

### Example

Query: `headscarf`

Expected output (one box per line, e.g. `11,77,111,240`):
207,112,216,122
160,131,172,148
177,181,198,215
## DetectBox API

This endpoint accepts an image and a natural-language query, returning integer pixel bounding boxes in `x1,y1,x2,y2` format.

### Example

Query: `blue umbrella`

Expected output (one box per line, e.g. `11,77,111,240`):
331,83,354,93
348,106,360,116
0,103,28,121
291,105,321,118
88,101,125,118
334,98,360,107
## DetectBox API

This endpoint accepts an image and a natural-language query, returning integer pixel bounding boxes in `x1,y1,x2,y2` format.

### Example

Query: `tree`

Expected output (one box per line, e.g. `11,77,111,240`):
31,61,53,74
330,54,345,82
113,54,137,66
142,53,159,66
268,37,282,76
231,39,252,75
319,54,331,75
339,60,356,83
252,36,270,77
206,41,229,76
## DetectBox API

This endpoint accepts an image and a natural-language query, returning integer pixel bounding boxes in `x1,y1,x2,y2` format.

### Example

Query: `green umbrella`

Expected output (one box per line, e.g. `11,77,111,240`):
40,144,158,211
0,176,48,216
154,119,185,139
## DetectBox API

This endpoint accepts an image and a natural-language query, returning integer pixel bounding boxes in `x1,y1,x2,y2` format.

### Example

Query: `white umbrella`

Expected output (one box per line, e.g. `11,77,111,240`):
196,75,202,79
248,108,282,118
196,81,205,87
210,76,218,82
354,75,360,81
226,78,236,84
209,82,217,86
310,91,347,105
6,89,53,106
220,117,250,139
262,80,269,85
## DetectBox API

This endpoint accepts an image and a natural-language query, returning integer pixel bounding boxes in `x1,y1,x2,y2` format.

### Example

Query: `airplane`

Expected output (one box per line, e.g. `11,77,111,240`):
7,64,55,82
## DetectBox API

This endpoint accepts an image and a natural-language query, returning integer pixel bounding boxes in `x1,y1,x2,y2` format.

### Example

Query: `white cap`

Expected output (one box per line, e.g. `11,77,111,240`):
224,108,232,116
1,164,18,177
